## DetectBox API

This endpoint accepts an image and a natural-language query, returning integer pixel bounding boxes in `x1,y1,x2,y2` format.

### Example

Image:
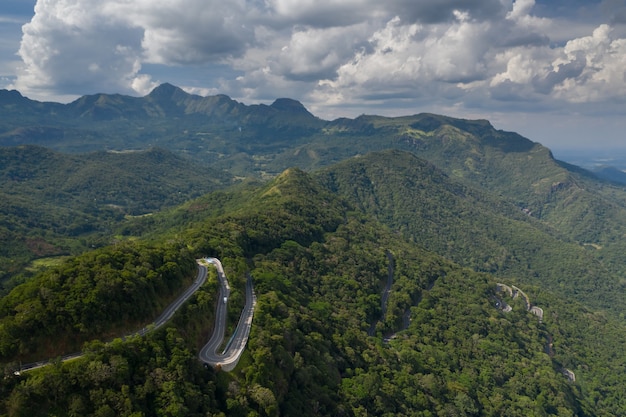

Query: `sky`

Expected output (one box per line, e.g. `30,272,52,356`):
0,0,625,153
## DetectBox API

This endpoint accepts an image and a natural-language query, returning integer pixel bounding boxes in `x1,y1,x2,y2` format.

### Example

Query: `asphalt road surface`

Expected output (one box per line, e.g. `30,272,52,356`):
199,258,256,372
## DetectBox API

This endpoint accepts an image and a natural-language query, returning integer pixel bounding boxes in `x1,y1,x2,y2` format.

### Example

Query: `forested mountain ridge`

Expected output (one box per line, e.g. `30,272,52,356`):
4,167,621,416
0,240,197,363
0,83,318,124
0,145,231,283
278,112,626,249
0,84,323,154
0,145,230,214
315,150,622,313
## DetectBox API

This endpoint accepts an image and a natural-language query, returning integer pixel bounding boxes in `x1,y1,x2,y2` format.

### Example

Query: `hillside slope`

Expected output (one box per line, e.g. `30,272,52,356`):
315,150,621,313
277,114,626,285
0,146,230,283
1,167,604,416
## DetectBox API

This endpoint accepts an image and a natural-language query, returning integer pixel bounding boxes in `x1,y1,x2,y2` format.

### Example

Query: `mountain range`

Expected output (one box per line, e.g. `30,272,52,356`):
1,84,626,415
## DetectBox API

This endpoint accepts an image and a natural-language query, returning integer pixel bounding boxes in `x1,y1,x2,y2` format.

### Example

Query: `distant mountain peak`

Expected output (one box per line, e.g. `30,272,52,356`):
411,113,494,133
270,98,312,115
0,89,27,104
147,83,188,100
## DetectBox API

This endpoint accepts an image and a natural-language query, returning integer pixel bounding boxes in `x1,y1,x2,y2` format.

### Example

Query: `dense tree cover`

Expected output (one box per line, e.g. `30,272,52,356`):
6,168,626,416
182,168,348,260
0,145,231,283
0,240,196,362
242,223,585,417
0,242,593,417
0,264,221,417
315,150,624,314
2,328,220,417
0,146,230,215
0,187,109,285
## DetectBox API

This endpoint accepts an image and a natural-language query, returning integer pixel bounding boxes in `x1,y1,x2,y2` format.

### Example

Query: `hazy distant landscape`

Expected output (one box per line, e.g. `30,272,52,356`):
1,84,626,415
555,148,626,170
554,149,626,184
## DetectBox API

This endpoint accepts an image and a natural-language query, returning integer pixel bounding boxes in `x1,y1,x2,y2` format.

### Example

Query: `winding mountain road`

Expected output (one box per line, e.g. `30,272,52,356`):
199,258,257,371
18,257,255,374
136,261,209,336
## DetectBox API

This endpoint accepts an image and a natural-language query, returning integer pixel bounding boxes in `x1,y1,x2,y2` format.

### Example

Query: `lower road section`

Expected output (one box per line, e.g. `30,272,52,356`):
18,257,254,374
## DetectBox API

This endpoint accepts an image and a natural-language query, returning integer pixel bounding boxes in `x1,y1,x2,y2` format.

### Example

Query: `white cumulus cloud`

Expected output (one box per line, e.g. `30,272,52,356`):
8,0,626,124
554,24,626,102
15,0,145,97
